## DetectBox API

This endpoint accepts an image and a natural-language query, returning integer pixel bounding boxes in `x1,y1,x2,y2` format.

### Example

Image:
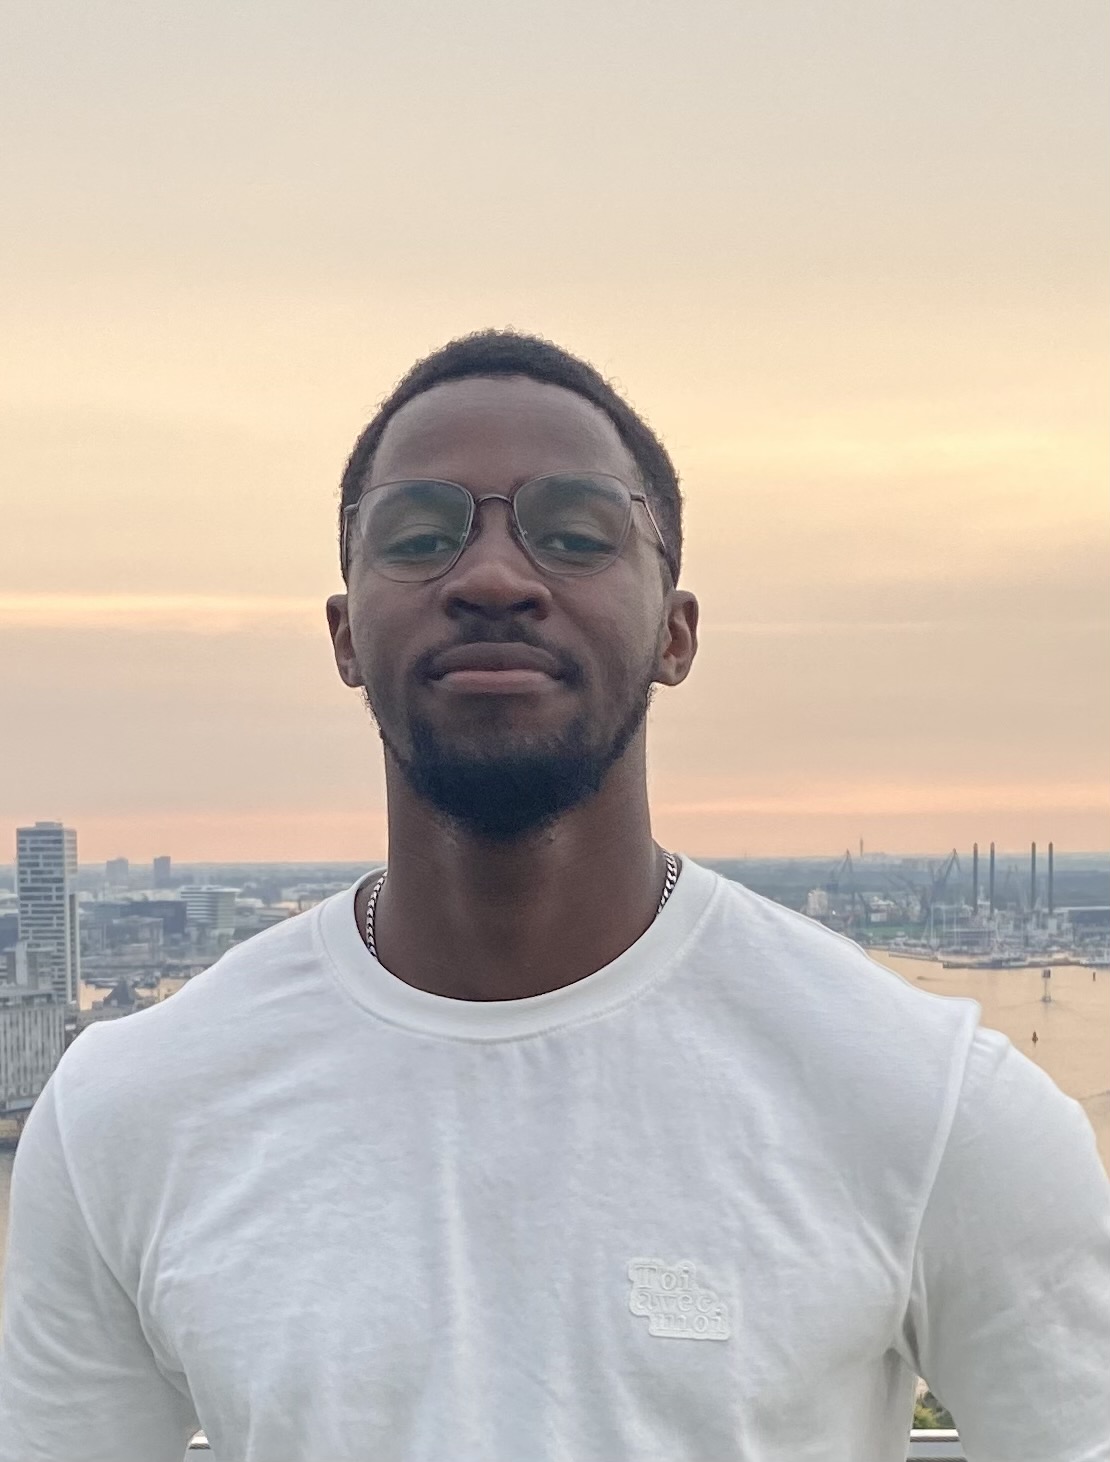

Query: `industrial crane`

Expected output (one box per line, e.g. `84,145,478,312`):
825,850,854,893
884,851,960,942
922,849,961,946
930,849,961,905
824,849,868,933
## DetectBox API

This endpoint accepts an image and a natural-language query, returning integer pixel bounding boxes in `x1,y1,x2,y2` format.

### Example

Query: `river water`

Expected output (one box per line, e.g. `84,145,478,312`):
868,953,1109,1174
2,957,1107,1302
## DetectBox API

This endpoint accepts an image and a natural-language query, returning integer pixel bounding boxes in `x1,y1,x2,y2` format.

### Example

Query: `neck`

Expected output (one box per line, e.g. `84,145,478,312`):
357,741,668,1000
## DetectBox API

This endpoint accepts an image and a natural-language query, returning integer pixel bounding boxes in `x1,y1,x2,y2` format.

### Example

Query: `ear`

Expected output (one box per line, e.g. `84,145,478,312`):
655,590,699,688
326,593,364,688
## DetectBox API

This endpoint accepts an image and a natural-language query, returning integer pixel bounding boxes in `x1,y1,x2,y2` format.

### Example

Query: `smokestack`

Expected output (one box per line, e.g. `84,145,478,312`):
972,843,979,912
1031,841,1037,911
989,842,996,914
1048,842,1054,915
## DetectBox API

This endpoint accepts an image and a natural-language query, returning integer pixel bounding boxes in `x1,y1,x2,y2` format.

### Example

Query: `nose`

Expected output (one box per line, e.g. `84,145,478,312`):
436,496,554,619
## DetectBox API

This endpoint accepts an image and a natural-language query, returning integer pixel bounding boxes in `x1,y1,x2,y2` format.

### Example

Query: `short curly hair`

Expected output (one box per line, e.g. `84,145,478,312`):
338,329,683,585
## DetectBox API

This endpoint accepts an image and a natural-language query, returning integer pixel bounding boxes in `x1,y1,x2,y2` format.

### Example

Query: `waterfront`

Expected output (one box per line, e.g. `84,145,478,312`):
2,956,1107,1305
77,975,192,1011
867,953,1110,1175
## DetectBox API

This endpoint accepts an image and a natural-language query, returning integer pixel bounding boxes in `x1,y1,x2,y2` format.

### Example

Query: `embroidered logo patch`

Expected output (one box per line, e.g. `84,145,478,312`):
627,1258,731,1340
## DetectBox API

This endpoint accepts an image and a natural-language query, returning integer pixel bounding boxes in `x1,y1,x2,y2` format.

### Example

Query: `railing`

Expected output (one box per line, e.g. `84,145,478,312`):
903,1435,965,1460
184,1428,967,1458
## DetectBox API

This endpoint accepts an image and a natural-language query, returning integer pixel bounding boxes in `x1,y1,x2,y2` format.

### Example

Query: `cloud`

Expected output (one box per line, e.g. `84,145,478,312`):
656,780,1110,818
0,593,321,633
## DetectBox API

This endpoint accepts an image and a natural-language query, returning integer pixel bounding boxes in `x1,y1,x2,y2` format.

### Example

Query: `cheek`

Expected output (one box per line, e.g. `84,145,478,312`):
581,601,659,690
348,582,409,654
347,605,402,690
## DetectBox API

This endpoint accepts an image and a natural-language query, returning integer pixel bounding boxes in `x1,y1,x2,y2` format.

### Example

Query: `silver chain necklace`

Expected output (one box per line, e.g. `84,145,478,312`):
364,850,679,962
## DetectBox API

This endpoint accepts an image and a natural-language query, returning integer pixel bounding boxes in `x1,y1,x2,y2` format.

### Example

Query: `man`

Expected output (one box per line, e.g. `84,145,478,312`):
1,330,1107,1461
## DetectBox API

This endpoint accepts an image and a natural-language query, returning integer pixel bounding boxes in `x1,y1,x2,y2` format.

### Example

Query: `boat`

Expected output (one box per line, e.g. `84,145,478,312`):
942,953,1026,970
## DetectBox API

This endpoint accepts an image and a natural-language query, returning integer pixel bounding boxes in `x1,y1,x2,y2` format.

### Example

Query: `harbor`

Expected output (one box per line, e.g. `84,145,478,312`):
867,952,1110,1175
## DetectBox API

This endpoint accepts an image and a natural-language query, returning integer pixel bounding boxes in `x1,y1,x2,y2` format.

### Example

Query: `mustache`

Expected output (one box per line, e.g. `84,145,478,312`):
413,624,583,687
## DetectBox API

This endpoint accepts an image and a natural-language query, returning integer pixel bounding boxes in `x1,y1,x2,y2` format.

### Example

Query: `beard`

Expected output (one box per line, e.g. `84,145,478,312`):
364,675,656,844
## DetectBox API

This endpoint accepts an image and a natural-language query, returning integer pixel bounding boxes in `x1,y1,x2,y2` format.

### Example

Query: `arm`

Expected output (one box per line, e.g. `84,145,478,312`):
0,1070,200,1462
897,1026,1110,1461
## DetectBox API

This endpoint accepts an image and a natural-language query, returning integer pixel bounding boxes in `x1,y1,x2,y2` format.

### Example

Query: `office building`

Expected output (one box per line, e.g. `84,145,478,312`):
153,855,173,889
181,886,238,933
0,985,65,1113
105,856,130,889
0,911,18,952
83,898,188,943
16,822,80,1004
2,941,39,986
136,899,187,938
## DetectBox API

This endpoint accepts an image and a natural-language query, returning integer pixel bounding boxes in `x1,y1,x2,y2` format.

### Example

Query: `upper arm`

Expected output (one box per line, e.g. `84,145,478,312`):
897,1027,1110,1462
0,1073,199,1462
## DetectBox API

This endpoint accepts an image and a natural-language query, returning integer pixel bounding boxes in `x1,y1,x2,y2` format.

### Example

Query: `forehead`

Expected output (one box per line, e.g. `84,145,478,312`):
368,375,638,490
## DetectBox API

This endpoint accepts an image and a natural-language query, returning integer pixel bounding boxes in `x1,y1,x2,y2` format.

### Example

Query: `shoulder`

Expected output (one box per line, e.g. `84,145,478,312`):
900,1023,1110,1455
52,884,361,1136
694,861,981,1040
937,1023,1104,1195
685,863,985,1144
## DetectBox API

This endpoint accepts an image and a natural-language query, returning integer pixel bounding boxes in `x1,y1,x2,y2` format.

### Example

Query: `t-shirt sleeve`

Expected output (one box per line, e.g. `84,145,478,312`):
0,1064,200,1462
898,1024,1110,1462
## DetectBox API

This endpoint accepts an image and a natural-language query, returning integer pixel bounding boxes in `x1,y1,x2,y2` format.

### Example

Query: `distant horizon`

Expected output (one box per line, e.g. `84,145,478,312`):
5,817,1110,871
4,847,1110,873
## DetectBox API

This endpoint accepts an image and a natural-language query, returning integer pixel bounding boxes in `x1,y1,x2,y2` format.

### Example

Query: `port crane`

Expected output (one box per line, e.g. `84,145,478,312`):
914,850,962,946
823,849,868,933
825,849,854,893
921,849,961,946
881,852,959,943
880,869,927,932
930,849,961,903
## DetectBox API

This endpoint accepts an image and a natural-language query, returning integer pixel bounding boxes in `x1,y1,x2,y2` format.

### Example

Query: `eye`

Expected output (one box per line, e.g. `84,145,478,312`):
379,527,461,564
532,513,620,559
537,529,613,556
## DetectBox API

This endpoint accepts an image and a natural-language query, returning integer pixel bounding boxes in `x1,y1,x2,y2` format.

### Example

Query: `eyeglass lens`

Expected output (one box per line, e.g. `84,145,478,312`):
355,475,633,581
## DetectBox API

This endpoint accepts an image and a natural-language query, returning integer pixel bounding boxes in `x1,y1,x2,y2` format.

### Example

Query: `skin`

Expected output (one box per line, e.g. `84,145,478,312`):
326,375,699,1000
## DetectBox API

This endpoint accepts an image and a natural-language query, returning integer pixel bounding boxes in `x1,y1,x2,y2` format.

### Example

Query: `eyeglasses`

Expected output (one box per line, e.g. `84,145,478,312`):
341,472,670,583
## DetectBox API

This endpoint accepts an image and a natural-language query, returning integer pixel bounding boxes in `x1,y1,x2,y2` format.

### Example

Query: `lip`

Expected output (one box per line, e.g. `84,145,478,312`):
434,668,563,695
427,643,564,679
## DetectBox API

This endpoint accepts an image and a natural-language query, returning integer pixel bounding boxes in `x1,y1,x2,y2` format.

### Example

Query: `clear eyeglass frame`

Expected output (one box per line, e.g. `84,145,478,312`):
340,471,670,583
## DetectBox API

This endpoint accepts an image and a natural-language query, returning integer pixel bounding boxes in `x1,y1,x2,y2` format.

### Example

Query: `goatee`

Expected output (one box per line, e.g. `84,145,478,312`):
366,685,654,843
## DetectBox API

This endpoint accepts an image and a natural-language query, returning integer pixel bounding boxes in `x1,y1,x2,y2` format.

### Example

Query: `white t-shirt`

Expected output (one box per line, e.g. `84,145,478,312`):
1,856,1107,1462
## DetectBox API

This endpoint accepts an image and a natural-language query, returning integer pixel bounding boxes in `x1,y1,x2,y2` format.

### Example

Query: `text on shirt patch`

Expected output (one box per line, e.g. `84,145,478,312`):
627,1258,731,1340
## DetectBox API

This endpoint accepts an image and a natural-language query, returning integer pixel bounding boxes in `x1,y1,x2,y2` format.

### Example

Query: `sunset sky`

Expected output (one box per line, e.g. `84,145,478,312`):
2,1,1107,863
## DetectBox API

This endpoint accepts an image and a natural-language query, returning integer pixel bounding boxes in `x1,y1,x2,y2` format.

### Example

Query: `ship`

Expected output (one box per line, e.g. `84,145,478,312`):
941,950,1026,970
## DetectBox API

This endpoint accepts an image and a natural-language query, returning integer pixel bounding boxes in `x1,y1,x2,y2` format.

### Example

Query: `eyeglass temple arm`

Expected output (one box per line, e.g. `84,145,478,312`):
340,503,358,578
633,494,672,569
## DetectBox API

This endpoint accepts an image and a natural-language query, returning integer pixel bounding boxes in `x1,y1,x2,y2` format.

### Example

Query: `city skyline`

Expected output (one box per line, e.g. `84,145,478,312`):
4,828,1110,878
2,2,1107,861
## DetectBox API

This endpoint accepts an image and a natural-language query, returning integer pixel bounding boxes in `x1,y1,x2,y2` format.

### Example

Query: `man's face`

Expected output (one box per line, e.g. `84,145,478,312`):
327,375,695,842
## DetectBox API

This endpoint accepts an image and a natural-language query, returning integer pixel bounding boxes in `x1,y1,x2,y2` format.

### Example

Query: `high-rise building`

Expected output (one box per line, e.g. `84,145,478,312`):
153,855,173,889
0,985,65,1112
16,822,81,1004
105,856,130,889
181,886,238,933
0,911,18,951
2,940,40,986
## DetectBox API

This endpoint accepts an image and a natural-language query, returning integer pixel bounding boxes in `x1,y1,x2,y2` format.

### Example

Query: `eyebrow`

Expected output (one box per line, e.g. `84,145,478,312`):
366,470,624,494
